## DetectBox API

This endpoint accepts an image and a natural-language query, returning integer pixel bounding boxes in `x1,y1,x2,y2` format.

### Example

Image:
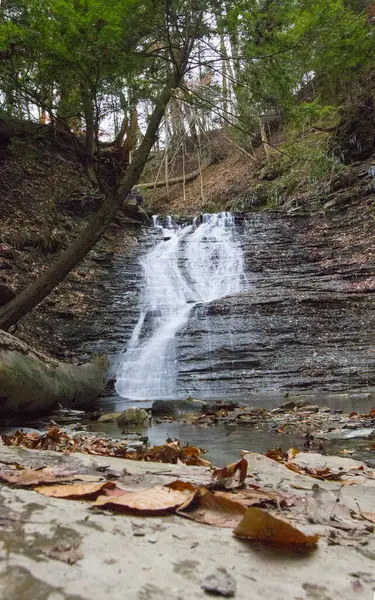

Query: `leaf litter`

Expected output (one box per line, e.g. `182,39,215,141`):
2,428,210,465
1,433,374,549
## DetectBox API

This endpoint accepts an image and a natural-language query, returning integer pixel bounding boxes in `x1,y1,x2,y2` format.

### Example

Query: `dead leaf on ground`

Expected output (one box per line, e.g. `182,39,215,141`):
287,448,300,460
94,485,194,514
178,487,246,528
215,487,295,509
35,480,123,500
211,458,248,489
265,448,288,463
361,512,375,524
233,507,319,545
2,428,211,466
0,466,101,488
265,448,356,482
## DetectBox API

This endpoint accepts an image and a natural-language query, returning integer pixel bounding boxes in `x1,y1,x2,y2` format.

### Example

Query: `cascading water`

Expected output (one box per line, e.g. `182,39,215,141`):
115,212,245,400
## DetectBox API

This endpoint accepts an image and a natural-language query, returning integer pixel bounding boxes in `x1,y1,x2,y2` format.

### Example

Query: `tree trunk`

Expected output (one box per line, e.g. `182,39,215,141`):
0,330,107,414
220,33,229,119
259,116,271,159
0,70,186,332
80,81,96,156
134,158,211,189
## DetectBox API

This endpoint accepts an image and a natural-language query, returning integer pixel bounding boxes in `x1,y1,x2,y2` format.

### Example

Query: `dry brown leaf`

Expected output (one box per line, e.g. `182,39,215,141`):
211,458,248,488
182,446,203,458
35,480,121,499
287,448,300,460
94,485,194,514
166,480,197,493
361,512,375,524
0,466,100,488
233,507,319,545
215,487,294,508
265,449,352,482
178,488,246,528
2,429,210,466
265,448,288,463
185,456,212,467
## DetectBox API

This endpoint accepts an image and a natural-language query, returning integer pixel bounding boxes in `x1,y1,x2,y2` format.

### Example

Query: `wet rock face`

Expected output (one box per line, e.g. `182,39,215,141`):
177,210,375,395
54,207,375,397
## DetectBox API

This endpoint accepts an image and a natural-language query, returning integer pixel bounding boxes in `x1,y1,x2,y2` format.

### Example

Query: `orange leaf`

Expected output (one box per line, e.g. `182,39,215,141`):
182,446,202,458
233,507,319,545
361,511,375,524
211,458,248,486
94,485,194,514
35,481,120,500
265,448,288,463
287,448,300,460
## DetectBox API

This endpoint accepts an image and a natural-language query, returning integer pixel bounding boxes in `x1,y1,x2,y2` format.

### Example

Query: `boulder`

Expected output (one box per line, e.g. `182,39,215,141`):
277,399,310,411
116,408,148,426
0,330,108,414
315,428,375,441
152,398,208,416
97,412,122,423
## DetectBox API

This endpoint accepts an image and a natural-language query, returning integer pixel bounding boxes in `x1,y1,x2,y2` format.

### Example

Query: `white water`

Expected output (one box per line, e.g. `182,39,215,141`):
115,213,245,400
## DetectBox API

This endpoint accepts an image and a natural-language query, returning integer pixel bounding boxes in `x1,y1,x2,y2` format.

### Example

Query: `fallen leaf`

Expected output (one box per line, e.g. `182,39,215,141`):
35,481,121,499
211,458,248,489
166,480,197,493
265,448,288,463
233,507,319,545
361,512,375,524
265,449,353,481
214,487,289,508
0,466,100,488
287,448,300,460
178,488,246,528
182,446,202,458
94,485,194,514
290,483,313,491
1,429,210,466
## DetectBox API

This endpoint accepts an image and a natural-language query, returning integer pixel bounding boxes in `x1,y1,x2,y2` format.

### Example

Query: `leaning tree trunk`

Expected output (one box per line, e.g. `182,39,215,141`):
0,330,107,415
0,69,186,332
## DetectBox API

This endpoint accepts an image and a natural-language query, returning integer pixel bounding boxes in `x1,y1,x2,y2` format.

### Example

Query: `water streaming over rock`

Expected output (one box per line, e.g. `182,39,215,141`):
115,212,246,400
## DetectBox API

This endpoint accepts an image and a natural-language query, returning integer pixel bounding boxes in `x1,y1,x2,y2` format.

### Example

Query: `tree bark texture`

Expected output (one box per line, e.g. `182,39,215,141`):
0,330,107,414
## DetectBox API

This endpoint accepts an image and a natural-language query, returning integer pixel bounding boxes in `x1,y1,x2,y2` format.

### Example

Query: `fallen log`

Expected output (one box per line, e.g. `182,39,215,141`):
0,330,108,415
134,158,211,189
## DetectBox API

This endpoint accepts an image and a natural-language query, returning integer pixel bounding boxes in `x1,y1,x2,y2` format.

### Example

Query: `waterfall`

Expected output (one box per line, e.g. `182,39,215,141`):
115,212,245,400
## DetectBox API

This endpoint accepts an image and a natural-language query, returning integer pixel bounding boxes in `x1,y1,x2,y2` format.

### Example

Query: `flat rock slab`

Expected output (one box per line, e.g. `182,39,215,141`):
290,452,366,471
316,428,375,440
1,445,375,600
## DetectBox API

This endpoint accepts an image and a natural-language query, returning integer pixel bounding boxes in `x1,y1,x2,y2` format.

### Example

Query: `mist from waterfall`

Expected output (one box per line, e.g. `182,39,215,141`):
115,213,245,400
